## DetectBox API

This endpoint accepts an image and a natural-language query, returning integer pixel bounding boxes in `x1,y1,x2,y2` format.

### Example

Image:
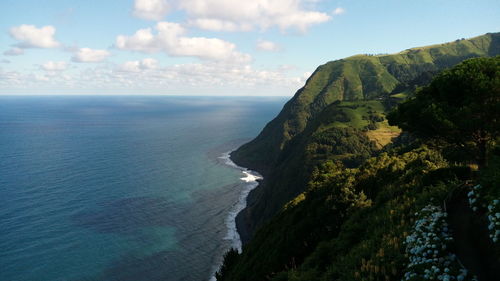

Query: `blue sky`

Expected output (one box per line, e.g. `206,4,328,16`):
0,0,499,95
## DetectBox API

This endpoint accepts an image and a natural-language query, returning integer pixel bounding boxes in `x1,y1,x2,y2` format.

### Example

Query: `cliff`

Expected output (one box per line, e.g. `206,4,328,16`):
231,32,500,242
217,36,500,281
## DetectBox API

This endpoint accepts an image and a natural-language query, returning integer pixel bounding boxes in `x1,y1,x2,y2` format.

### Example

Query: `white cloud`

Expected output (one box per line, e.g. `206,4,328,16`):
3,47,24,56
256,40,281,52
117,58,159,72
0,69,20,85
41,61,67,71
1,59,304,95
177,0,331,32
9,24,60,48
115,22,251,62
188,18,252,32
72,48,111,63
333,7,345,15
107,60,304,92
117,61,141,72
133,0,169,21
0,68,78,88
116,27,159,53
0,67,76,89
34,73,50,81
140,58,158,69
302,71,312,81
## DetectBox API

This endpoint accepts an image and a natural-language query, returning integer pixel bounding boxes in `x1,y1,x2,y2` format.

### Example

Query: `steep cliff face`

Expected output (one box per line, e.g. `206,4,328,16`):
218,42,500,281
231,32,500,241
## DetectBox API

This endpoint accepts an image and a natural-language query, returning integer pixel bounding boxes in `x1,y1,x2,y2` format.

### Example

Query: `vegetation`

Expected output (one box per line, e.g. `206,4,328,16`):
231,33,500,236
388,57,500,168
402,205,474,281
220,143,479,280
218,41,500,280
232,32,500,172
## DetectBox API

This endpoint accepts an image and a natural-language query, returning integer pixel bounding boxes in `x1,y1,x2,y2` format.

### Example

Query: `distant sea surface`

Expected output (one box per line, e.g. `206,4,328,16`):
0,96,286,281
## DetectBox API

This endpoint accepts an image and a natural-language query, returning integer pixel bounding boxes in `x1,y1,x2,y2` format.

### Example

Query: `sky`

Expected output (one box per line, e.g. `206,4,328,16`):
0,0,499,96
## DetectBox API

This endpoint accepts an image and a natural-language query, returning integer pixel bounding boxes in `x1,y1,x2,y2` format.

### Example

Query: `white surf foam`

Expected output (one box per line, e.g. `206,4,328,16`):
210,150,263,280
217,151,240,169
240,170,263,183
219,151,262,252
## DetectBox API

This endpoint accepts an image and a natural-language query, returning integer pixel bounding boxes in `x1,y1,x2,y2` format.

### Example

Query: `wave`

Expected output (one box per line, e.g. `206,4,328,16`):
209,151,262,281
218,151,262,252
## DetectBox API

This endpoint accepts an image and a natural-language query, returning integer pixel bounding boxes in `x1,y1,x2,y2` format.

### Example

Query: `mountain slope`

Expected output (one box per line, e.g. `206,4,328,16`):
231,32,500,240
217,52,500,281
232,32,500,171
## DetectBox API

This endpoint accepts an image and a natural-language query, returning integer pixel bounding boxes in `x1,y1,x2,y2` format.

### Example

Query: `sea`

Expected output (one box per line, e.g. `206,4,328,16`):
0,95,287,281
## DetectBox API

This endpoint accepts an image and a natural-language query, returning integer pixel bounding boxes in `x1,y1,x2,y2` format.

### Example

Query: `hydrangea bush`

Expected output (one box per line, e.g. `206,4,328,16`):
487,199,500,243
467,184,500,243
402,205,475,281
467,184,482,212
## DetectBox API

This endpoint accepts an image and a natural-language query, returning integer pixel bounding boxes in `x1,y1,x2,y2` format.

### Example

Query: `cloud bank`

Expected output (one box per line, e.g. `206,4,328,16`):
115,22,251,62
133,0,169,21
71,48,111,63
333,7,345,15
41,61,67,71
9,24,60,48
131,0,330,32
179,0,331,32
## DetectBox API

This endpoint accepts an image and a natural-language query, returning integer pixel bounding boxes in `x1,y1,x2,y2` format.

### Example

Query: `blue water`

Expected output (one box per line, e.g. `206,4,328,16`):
0,96,286,281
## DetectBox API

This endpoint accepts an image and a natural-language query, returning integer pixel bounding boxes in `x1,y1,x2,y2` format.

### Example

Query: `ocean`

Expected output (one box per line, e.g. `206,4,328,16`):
0,96,286,281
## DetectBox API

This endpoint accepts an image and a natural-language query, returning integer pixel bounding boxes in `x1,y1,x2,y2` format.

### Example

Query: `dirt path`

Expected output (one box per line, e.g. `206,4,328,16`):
447,188,500,280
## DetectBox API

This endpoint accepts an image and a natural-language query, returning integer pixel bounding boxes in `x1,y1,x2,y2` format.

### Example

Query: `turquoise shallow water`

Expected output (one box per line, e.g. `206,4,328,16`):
0,96,286,281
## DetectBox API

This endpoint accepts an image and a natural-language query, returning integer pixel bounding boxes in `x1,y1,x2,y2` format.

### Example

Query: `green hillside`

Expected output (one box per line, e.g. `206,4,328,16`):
232,32,500,171
218,54,500,281
231,33,500,239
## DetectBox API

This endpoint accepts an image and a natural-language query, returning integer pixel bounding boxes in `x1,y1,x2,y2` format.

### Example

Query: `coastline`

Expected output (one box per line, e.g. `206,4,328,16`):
229,152,269,245
209,151,262,280
218,151,262,252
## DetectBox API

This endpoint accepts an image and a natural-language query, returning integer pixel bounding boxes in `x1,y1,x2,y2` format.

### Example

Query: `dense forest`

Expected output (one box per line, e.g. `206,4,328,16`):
217,33,500,281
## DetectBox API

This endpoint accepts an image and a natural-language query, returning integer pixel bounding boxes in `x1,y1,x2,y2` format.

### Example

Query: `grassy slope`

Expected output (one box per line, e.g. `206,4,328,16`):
232,32,500,238
232,32,500,171
219,54,500,279
237,100,385,239
221,144,481,281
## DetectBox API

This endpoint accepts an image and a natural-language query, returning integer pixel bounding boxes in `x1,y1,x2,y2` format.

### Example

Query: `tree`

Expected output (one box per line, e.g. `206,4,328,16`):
215,248,240,280
388,56,500,168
